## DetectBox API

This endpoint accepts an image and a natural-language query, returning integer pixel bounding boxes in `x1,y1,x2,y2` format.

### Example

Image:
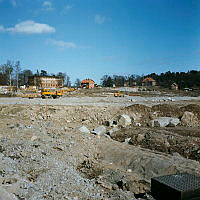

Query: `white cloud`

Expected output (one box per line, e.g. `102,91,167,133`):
10,0,17,7
46,39,77,48
42,1,54,11
6,20,55,34
94,14,106,24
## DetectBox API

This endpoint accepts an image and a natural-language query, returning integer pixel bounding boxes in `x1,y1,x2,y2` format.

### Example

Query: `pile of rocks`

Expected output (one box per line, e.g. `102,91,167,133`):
79,114,132,137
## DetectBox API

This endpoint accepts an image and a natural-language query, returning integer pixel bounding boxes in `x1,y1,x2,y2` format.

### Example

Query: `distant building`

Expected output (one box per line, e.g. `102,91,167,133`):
171,82,178,90
142,77,156,86
124,80,137,87
28,76,64,88
81,79,95,89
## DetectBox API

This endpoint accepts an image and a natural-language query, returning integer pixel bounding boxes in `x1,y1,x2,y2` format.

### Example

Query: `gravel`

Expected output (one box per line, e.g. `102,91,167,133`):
0,96,199,106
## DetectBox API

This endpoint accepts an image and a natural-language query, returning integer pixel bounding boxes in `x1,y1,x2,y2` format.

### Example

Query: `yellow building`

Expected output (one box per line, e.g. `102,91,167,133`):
28,76,64,88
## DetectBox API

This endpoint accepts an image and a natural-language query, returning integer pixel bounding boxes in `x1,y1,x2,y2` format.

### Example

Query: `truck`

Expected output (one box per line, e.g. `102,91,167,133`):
41,89,63,99
114,92,124,97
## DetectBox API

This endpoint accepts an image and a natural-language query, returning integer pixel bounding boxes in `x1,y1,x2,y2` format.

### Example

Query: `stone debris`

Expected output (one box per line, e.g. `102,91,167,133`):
0,186,18,200
105,120,118,127
92,125,107,136
117,114,132,127
181,111,199,127
108,127,119,136
30,135,38,141
79,126,90,134
124,137,131,144
149,117,180,127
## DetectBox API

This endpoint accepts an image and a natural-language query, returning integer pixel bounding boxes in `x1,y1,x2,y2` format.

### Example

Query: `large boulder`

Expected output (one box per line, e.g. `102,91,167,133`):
149,117,180,127
93,125,107,136
181,111,199,127
79,126,90,134
117,115,132,127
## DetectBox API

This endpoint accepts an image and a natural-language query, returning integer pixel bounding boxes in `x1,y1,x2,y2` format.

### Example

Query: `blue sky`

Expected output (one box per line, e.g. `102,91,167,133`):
0,0,200,84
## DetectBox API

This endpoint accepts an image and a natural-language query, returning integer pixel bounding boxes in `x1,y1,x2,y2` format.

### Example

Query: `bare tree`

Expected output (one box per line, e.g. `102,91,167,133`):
0,60,14,86
19,69,33,86
57,72,71,87
74,78,81,87
14,61,21,89
6,60,13,86
65,75,71,87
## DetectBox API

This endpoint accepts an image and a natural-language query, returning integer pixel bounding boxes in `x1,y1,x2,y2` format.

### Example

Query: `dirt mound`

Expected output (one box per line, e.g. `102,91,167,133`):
124,104,151,113
111,126,200,161
182,104,200,116
151,104,183,118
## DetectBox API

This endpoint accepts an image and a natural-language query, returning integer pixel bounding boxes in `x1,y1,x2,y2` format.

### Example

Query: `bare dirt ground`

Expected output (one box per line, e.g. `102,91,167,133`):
0,88,200,200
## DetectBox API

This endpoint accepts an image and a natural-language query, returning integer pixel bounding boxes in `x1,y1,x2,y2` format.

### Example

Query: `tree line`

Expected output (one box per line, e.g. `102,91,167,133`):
101,74,141,87
1,60,199,89
101,70,200,89
0,60,74,87
145,70,200,89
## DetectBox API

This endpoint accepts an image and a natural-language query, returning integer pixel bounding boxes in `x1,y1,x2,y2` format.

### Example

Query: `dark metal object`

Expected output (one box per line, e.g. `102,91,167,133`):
151,173,200,200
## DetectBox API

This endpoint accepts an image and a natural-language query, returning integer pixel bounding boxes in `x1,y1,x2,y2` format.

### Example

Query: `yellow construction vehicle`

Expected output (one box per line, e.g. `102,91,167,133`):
60,88,76,94
20,93,40,99
41,89,63,99
114,92,124,97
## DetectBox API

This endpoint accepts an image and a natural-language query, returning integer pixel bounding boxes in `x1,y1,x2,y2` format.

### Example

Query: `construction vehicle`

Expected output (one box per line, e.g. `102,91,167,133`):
41,89,63,99
114,92,124,97
60,88,76,94
20,93,40,99
128,93,140,96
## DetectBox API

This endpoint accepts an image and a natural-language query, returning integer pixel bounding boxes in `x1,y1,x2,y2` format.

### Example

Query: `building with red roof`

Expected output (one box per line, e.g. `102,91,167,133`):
142,77,156,86
81,79,95,88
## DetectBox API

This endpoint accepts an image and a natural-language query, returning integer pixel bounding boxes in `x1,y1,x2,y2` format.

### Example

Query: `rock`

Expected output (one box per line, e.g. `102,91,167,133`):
130,112,142,124
136,134,145,143
135,122,141,126
118,191,137,200
64,126,69,131
124,138,131,144
181,111,199,127
96,180,113,190
93,125,107,136
79,126,90,134
117,115,132,127
108,127,119,136
104,134,111,139
104,120,117,127
172,152,183,158
0,186,18,200
38,115,44,120
30,136,37,141
149,117,180,127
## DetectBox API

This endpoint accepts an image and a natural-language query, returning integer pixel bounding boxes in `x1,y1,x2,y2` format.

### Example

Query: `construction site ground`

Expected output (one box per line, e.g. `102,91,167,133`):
0,87,200,200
